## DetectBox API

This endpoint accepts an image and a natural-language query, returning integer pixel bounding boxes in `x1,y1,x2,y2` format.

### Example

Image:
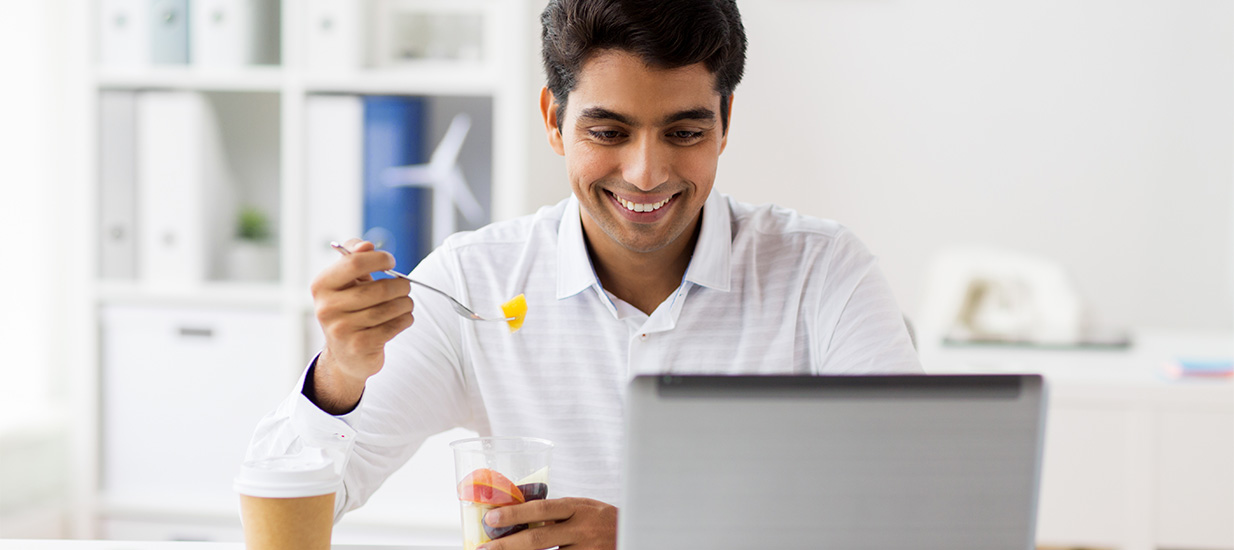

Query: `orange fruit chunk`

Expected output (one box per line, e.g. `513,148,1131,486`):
501,294,528,333
458,468,525,506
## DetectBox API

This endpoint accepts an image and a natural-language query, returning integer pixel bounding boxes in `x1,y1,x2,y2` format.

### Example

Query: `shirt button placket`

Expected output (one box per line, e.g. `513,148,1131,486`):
629,331,651,376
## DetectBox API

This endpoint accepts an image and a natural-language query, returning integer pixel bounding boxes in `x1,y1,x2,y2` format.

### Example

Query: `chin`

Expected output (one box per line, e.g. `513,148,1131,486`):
615,226,686,254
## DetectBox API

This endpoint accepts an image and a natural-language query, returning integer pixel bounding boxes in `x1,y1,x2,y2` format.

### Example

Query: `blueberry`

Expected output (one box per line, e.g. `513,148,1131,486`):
517,482,548,501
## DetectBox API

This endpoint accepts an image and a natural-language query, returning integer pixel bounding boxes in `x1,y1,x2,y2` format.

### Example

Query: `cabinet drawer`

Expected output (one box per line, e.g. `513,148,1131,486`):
1155,409,1234,549
1035,406,1133,547
100,305,294,507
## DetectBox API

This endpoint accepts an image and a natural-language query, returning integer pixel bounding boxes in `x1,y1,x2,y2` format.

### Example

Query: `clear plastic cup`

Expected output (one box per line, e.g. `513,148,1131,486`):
451,437,553,550
234,448,340,550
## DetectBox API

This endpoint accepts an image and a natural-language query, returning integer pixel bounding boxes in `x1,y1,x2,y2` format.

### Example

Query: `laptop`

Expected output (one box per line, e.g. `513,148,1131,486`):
618,374,1047,550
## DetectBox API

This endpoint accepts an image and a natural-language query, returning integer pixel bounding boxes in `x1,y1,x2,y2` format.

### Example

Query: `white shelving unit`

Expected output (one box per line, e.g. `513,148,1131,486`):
77,0,550,543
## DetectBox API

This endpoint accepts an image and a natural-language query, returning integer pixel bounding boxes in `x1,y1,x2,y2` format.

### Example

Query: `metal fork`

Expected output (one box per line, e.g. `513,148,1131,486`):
331,242,514,322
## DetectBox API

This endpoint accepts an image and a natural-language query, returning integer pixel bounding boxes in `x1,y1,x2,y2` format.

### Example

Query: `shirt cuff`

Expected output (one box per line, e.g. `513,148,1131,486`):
291,354,360,449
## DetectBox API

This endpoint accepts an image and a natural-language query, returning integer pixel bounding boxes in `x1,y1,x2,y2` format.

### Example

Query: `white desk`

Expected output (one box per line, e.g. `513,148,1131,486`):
920,328,1234,550
0,543,454,550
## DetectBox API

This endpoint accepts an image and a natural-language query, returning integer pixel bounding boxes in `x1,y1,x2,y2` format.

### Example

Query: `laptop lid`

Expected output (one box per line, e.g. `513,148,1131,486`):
618,374,1047,550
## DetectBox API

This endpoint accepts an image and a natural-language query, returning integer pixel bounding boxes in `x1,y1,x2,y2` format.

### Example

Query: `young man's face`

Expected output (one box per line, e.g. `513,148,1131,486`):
541,50,731,255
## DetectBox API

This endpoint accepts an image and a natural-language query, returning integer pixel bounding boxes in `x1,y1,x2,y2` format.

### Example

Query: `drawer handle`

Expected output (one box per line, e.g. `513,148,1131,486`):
178,327,214,338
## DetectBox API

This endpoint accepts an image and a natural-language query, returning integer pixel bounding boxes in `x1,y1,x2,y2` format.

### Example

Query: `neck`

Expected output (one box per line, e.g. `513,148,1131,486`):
583,215,701,315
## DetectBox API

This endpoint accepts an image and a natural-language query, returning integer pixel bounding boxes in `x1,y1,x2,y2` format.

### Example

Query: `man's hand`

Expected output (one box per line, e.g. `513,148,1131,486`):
309,239,414,414
478,498,617,550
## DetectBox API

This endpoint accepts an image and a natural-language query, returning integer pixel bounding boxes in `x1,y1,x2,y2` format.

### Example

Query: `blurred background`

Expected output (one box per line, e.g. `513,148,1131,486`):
0,1,1230,549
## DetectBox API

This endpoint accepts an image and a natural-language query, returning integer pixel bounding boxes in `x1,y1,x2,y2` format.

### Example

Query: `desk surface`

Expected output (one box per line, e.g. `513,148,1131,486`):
919,328,1232,401
0,543,454,550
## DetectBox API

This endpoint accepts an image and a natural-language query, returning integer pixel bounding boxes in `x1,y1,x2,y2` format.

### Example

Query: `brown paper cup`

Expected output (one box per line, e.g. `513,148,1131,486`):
235,450,341,550
239,493,335,550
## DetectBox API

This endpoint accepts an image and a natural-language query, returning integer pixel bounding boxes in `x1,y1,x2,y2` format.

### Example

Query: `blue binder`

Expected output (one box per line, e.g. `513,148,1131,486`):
363,96,430,276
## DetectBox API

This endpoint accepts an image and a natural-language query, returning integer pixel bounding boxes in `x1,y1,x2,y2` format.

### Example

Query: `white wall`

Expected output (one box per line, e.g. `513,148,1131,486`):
0,0,90,537
712,0,1233,331
0,0,66,420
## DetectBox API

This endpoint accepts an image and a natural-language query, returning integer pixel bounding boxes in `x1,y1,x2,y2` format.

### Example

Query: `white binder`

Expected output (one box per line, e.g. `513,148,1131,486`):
304,94,364,286
99,0,150,66
191,0,281,67
150,0,190,64
304,0,368,72
99,91,139,280
136,92,221,287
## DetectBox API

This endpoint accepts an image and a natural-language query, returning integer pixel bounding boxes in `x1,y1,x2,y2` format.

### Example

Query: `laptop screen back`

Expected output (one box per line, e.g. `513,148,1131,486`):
618,374,1047,550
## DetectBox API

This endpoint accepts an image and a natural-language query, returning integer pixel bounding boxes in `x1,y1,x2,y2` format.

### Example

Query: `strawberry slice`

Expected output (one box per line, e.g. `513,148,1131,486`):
458,468,525,506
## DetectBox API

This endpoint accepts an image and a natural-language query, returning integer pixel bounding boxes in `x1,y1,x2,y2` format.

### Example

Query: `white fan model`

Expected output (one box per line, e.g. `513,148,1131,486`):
381,113,487,248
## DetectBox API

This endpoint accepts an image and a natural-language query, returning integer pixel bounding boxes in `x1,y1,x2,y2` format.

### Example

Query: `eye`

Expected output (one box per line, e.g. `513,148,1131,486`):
669,130,705,143
587,129,625,143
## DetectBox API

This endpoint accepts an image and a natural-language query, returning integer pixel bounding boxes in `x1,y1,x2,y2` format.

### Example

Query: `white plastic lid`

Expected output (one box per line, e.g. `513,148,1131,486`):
234,449,340,498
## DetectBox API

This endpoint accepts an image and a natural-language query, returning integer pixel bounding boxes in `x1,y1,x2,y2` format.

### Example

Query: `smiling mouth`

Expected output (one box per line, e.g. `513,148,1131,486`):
611,192,675,213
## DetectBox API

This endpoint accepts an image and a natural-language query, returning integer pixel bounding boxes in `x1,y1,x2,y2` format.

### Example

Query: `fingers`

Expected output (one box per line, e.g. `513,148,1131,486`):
325,276,411,312
313,279,414,383
316,276,410,322
485,499,574,527
311,241,414,378
342,238,371,253
311,241,395,295
330,309,415,357
322,290,413,332
480,523,559,550
318,279,411,328
479,498,618,550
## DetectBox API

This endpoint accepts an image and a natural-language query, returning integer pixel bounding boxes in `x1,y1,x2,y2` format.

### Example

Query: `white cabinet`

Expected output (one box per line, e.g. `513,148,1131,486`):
1155,410,1234,548
1036,406,1135,545
100,305,293,513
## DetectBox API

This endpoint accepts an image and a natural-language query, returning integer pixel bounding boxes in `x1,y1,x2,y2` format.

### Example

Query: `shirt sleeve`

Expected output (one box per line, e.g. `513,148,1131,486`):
244,246,476,521
812,229,924,375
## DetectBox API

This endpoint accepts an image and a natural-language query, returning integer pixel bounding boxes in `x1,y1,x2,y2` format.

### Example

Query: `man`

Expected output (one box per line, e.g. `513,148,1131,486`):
247,1,921,549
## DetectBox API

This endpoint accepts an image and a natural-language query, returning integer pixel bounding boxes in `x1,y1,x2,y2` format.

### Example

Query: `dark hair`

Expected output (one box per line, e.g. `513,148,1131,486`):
541,0,747,134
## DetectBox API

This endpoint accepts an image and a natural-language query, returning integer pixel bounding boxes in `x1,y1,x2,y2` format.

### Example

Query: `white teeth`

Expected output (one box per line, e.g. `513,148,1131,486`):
617,196,671,213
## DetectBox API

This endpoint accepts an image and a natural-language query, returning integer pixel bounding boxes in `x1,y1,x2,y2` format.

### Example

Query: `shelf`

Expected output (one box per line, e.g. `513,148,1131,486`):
303,66,497,97
96,281,284,309
96,66,284,93
96,66,501,96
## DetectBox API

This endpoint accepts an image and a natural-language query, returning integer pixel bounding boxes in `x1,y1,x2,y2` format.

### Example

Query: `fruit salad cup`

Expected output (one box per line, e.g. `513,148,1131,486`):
451,437,553,550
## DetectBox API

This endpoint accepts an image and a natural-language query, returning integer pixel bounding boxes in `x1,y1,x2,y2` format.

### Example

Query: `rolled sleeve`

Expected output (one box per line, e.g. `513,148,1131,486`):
245,358,360,520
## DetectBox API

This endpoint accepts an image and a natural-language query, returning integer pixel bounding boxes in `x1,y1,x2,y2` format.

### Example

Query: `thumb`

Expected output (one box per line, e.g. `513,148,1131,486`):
344,238,376,253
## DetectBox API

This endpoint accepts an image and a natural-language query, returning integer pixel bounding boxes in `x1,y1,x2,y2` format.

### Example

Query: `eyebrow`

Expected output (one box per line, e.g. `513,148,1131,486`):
578,106,716,127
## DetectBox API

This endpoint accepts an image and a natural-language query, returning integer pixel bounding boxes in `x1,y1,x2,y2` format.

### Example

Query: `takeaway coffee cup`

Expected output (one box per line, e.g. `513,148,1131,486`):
235,449,340,550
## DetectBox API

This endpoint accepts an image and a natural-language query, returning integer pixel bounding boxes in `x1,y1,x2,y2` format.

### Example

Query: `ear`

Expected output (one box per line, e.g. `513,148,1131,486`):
719,93,734,155
540,86,565,156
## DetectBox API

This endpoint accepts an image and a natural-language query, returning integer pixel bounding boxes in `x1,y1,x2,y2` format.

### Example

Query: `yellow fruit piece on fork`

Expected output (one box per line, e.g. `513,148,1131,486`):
500,294,527,333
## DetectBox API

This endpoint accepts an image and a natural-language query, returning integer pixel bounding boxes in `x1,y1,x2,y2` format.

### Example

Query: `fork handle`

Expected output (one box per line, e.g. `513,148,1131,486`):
382,270,446,299
332,242,509,321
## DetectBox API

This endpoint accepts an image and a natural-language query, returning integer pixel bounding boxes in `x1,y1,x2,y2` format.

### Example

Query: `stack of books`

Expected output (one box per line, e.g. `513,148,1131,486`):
1162,358,1234,379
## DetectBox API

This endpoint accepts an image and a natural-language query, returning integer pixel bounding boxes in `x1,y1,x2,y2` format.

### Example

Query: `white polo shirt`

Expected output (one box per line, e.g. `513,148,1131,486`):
246,191,922,518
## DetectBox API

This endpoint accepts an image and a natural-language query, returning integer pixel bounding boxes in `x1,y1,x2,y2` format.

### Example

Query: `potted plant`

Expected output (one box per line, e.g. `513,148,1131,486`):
227,205,279,281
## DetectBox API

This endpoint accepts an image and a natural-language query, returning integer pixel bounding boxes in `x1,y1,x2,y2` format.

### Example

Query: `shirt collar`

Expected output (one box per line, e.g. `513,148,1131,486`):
555,190,734,300
556,196,599,300
682,190,732,292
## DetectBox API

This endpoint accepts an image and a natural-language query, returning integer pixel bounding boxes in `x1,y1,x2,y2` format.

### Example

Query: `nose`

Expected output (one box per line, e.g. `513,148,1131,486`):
621,135,671,191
